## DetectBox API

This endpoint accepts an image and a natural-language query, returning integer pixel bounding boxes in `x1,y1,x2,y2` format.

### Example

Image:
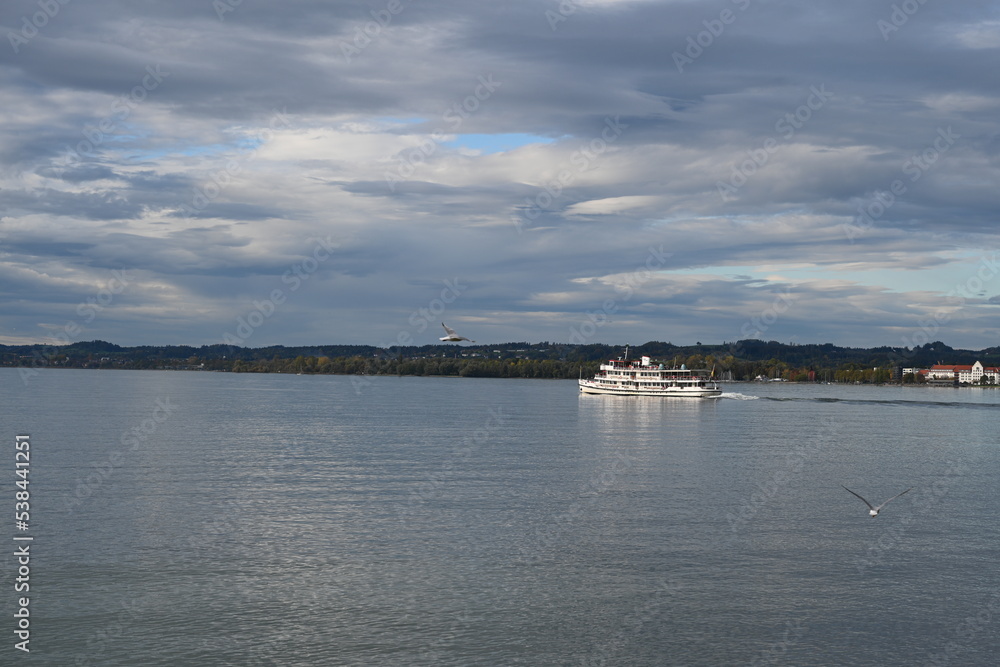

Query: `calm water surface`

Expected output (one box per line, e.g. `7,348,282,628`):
2,368,999,665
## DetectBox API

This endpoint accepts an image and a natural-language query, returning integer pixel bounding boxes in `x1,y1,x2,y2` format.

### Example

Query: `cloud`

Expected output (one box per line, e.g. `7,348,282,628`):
1,0,999,348
564,195,661,217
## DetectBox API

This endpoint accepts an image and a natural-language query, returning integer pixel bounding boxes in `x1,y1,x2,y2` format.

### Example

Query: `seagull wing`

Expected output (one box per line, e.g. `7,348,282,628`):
874,487,914,511
842,485,875,511
442,323,458,336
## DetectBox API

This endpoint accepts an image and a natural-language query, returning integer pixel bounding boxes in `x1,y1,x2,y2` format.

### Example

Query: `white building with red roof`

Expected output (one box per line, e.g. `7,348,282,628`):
925,361,1000,384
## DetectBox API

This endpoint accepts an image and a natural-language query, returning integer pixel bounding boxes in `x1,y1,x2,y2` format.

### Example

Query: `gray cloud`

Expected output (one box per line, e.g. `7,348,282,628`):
2,0,999,348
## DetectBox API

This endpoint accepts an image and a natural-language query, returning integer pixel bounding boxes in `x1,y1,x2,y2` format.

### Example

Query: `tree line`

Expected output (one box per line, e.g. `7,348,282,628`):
3,339,998,383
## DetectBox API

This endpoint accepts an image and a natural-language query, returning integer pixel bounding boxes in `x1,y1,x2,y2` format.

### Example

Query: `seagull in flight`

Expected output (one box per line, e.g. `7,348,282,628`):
439,323,475,343
842,485,913,517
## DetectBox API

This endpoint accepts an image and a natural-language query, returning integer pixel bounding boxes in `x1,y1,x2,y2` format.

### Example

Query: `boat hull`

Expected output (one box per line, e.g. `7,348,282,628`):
578,379,722,398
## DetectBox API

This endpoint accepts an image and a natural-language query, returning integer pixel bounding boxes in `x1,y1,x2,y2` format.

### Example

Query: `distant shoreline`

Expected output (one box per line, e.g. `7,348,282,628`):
7,365,1000,389
4,339,999,384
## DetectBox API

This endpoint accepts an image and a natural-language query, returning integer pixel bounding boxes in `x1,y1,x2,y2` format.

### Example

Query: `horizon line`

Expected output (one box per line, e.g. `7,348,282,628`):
0,338,993,353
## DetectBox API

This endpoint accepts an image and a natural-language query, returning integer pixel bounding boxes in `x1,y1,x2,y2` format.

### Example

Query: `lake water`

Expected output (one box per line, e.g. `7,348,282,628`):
3,368,999,665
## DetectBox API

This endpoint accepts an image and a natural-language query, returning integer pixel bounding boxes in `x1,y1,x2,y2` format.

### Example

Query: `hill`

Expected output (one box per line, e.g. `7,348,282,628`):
4,339,999,382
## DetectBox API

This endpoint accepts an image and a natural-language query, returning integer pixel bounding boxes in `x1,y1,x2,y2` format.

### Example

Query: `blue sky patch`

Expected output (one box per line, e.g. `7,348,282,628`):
443,133,555,154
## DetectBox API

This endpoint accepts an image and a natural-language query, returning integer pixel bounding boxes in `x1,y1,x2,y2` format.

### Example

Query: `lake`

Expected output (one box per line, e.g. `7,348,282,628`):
3,368,999,665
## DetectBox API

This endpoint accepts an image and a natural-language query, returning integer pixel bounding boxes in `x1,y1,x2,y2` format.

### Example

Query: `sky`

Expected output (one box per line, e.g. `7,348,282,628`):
1,0,999,350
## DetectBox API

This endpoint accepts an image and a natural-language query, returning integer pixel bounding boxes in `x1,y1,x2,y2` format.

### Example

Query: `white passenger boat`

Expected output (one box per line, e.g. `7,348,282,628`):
579,354,722,398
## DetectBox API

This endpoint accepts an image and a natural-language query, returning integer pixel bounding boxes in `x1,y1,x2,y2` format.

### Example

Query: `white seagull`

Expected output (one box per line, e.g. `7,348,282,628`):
842,485,913,518
439,322,475,343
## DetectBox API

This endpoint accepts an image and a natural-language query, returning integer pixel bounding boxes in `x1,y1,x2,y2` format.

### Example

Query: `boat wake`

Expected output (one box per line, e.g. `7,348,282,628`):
760,396,999,410
720,392,759,400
